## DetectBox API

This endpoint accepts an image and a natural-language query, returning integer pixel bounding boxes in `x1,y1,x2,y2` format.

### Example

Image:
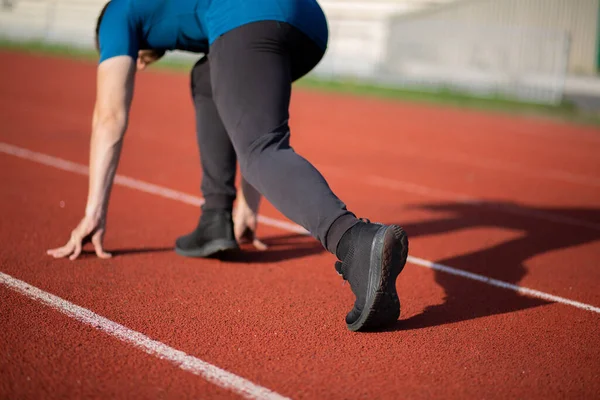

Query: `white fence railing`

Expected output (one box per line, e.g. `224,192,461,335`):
1,0,585,104
378,20,570,104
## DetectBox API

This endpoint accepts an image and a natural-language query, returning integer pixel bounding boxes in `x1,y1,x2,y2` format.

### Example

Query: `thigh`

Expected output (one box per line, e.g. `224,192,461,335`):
289,28,326,82
190,55,231,145
190,54,231,146
189,53,237,183
207,21,293,153
190,55,213,100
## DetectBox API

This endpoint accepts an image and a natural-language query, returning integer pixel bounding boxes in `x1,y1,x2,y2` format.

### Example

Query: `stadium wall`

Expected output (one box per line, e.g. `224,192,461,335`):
389,0,599,75
1,0,596,104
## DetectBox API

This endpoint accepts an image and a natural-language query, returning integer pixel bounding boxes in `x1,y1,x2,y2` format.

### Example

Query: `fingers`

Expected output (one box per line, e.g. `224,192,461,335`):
92,231,112,259
136,52,147,71
47,219,112,261
252,238,268,251
235,225,267,251
236,226,254,245
69,239,83,261
233,204,266,250
46,236,110,260
47,242,75,258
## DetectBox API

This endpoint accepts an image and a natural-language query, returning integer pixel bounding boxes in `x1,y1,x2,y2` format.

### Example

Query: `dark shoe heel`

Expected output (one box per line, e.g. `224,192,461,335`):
347,224,409,332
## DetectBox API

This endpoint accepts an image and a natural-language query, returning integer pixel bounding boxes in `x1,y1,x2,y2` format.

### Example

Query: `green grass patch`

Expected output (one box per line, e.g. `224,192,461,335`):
297,77,570,112
0,38,99,61
295,77,600,126
2,37,599,126
0,37,198,70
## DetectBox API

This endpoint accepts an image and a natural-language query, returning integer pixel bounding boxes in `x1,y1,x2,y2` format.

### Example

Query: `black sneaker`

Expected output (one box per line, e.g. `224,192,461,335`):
335,219,409,332
175,208,239,258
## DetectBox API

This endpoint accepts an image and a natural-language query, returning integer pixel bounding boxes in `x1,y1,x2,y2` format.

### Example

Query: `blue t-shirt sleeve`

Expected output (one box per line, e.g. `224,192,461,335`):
98,0,139,63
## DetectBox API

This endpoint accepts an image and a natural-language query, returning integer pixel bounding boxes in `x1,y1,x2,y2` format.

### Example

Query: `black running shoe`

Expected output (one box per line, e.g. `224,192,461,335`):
335,219,409,332
175,208,239,258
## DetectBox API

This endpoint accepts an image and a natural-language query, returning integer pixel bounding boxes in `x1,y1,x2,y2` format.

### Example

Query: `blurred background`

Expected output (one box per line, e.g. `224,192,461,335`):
1,0,599,112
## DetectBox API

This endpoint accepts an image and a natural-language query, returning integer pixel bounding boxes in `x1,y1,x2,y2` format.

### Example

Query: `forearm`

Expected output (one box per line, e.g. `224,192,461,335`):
85,114,127,220
240,177,262,213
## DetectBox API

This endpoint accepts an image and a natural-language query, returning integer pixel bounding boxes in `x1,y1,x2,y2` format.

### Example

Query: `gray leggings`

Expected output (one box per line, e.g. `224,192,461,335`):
190,21,358,254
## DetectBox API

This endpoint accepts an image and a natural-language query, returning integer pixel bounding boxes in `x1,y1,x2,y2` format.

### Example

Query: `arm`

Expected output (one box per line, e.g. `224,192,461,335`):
239,178,261,214
233,177,267,250
47,56,136,260
86,56,136,221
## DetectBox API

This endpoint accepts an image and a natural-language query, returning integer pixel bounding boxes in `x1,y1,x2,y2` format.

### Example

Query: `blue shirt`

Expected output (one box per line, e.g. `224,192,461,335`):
97,0,329,63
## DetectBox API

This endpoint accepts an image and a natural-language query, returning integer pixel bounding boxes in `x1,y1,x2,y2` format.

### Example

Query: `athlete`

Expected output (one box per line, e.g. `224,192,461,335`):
46,0,409,332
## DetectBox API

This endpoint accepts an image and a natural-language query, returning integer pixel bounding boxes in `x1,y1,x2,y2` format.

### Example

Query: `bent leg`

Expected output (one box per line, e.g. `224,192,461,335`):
174,56,239,257
191,56,237,211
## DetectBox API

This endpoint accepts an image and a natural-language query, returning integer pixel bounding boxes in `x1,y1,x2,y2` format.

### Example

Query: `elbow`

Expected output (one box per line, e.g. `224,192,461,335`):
94,111,128,136
96,111,127,129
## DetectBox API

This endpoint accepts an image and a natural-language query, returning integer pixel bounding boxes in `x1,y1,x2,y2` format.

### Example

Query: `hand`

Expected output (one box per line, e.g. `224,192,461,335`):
136,49,166,71
233,199,267,251
47,215,112,260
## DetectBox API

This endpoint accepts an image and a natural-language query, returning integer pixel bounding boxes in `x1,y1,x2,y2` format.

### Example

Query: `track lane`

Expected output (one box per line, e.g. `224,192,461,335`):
1,50,599,399
2,151,599,399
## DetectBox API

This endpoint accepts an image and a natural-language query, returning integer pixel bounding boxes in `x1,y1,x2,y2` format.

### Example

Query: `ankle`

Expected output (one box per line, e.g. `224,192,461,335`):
326,213,360,257
334,220,368,261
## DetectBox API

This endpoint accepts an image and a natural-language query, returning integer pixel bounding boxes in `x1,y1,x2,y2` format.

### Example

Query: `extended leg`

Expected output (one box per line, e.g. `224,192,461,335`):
208,22,358,254
208,21,409,332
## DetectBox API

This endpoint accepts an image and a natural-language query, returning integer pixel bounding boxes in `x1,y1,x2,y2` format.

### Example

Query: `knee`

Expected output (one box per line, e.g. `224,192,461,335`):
236,128,292,175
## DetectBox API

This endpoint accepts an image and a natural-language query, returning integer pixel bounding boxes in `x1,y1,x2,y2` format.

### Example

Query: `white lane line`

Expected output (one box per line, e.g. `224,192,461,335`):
408,257,600,314
320,167,600,232
1,141,599,315
446,155,600,188
0,143,206,207
365,175,600,231
0,142,307,234
400,148,600,188
0,272,289,400
255,215,309,235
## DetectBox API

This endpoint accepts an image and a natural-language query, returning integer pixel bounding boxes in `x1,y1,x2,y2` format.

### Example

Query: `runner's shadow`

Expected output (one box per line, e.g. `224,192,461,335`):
220,233,325,264
76,234,324,262
80,247,174,257
382,201,600,331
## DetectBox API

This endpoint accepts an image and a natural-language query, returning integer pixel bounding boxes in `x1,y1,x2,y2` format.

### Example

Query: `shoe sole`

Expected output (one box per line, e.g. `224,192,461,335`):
347,224,409,332
174,239,239,258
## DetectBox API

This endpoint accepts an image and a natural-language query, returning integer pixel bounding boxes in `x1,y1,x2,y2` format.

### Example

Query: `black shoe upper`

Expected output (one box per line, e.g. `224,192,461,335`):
175,208,236,251
335,219,383,325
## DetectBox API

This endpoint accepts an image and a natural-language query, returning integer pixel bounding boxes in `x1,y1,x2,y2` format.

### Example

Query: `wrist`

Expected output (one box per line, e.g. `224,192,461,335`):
84,204,105,222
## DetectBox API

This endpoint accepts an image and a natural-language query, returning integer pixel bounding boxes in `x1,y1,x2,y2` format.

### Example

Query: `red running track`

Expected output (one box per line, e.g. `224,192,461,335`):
1,51,599,399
